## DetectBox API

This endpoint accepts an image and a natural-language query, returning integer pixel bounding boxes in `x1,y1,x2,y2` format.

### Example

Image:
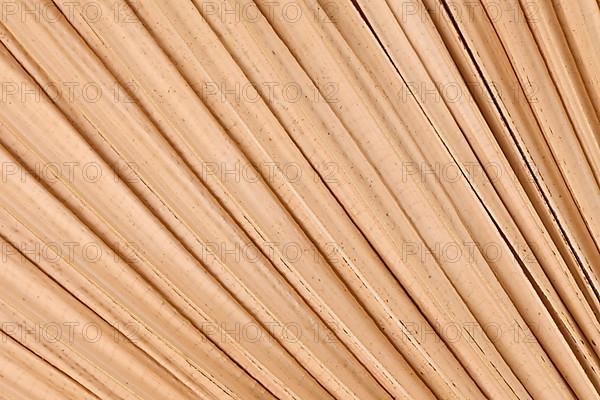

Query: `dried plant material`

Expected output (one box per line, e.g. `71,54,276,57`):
0,0,598,399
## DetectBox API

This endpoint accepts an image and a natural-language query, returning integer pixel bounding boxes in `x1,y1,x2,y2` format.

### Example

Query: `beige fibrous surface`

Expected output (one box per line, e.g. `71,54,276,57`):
0,0,598,399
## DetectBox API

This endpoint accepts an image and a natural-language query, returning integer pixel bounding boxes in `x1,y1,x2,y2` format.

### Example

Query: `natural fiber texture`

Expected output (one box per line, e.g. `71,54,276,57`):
0,0,598,399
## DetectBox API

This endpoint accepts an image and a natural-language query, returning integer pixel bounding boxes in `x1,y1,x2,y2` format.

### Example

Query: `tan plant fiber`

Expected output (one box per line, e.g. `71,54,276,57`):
0,0,598,398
